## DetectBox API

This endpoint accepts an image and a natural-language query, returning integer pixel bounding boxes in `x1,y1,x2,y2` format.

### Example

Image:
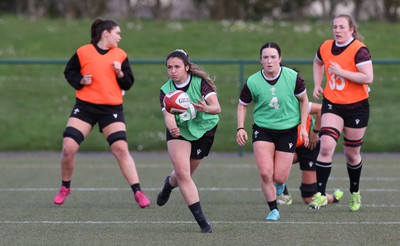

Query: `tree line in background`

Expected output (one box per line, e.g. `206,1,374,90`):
0,0,399,22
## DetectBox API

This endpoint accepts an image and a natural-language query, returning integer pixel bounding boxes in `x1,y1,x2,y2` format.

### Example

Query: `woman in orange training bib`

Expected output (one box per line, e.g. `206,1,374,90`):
53,19,150,208
309,14,373,211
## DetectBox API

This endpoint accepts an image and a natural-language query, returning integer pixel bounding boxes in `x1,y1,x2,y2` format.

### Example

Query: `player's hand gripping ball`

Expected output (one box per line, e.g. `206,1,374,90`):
163,90,191,114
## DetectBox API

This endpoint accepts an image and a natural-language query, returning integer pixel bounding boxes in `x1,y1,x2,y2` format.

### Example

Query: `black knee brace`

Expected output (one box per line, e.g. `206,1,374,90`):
63,126,84,145
107,131,127,146
299,183,317,198
343,137,363,147
320,127,340,142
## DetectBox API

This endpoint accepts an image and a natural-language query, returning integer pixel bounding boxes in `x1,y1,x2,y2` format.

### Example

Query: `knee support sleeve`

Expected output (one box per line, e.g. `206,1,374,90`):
107,131,127,146
299,183,317,198
320,127,340,142
343,137,363,147
63,126,84,145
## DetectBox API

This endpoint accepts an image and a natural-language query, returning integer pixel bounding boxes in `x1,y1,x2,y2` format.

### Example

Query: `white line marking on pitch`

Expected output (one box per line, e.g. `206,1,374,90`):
0,220,399,225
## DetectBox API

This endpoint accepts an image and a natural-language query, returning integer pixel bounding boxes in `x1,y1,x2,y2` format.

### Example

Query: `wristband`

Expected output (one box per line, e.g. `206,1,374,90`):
313,129,320,134
237,127,245,132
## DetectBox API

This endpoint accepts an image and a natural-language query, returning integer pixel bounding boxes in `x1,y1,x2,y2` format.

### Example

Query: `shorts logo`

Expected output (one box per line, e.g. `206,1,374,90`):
197,149,202,155
288,143,293,149
328,104,333,110
355,119,360,125
73,108,80,115
113,114,118,119
308,161,314,168
254,130,259,138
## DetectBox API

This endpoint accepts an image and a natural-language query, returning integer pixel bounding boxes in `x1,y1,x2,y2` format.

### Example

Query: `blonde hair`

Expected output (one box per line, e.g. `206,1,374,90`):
166,49,217,91
334,14,364,42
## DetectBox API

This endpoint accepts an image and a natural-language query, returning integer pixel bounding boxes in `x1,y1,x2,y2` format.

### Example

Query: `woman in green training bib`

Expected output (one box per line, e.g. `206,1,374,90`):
236,42,309,221
157,49,221,233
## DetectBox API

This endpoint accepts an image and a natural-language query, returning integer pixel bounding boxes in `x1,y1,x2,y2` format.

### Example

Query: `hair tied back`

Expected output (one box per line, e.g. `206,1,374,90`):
175,49,188,57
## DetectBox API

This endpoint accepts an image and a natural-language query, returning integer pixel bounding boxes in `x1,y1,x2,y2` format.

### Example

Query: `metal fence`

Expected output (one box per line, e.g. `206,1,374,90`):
1,58,399,87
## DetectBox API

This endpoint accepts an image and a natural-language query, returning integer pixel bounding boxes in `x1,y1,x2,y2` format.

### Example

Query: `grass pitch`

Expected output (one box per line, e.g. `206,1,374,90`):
0,152,399,245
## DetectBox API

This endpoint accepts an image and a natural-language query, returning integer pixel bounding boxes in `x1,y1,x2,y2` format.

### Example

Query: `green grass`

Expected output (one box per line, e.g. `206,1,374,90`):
0,153,399,245
0,16,399,152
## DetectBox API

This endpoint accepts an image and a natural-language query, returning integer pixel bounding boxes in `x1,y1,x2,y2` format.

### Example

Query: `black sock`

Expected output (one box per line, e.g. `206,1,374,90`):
62,180,71,188
267,200,278,211
347,161,363,193
163,177,174,192
333,197,339,203
283,185,289,195
316,161,332,196
131,183,141,194
188,201,208,228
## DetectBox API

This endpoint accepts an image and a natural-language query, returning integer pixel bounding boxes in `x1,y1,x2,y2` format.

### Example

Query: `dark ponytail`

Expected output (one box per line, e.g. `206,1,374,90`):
90,18,118,44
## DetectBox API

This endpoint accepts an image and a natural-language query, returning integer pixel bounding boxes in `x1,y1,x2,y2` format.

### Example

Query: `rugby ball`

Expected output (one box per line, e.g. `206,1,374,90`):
163,90,191,114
